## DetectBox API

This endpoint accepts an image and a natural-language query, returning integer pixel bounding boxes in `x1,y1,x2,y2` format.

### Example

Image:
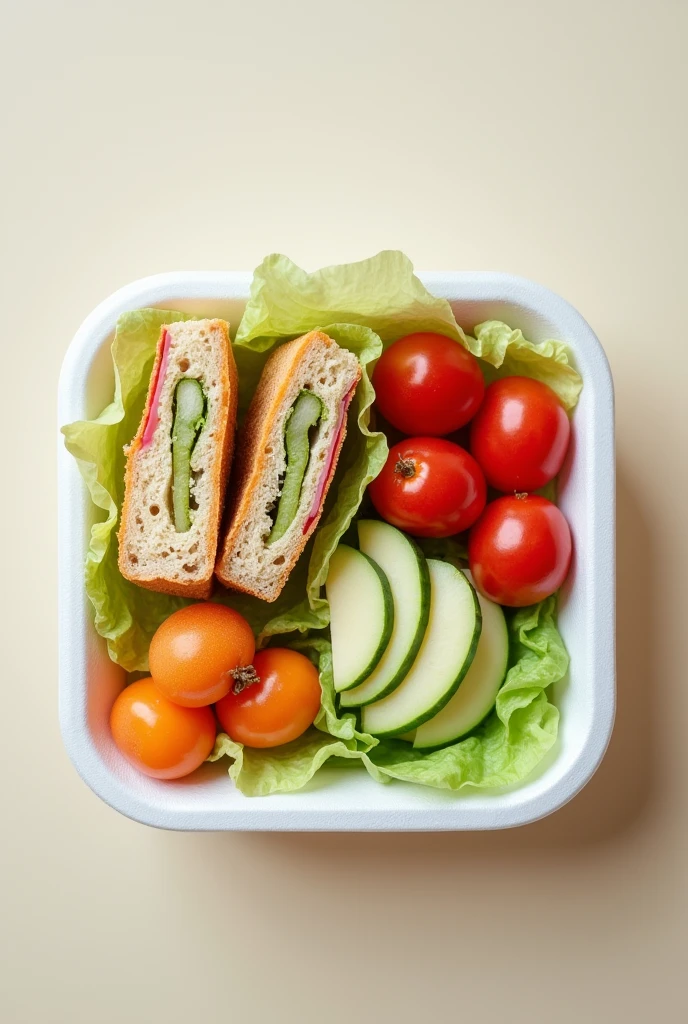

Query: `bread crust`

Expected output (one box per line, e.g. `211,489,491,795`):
215,331,361,601
118,319,237,599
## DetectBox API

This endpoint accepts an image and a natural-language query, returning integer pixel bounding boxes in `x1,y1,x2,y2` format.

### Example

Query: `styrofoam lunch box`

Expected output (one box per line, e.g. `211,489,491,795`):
57,271,615,831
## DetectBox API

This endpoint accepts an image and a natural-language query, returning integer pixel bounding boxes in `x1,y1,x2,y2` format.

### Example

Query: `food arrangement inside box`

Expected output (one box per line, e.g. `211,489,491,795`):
62,251,581,797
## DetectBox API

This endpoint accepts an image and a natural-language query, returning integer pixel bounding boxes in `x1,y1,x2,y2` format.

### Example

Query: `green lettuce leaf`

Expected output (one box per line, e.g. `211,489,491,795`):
236,251,466,347
469,320,583,410
208,731,363,797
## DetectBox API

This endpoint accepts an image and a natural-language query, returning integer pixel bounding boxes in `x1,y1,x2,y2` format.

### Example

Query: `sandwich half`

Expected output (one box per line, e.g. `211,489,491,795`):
215,330,361,602
118,318,237,599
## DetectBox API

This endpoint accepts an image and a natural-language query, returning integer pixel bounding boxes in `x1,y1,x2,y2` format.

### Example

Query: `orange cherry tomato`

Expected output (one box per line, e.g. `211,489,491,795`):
110,678,216,779
149,603,255,707
215,648,322,749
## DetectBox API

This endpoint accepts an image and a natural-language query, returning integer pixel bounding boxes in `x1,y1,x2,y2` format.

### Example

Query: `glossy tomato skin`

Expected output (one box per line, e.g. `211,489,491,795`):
373,333,485,436
110,678,216,779
215,648,322,749
368,437,487,538
468,495,572,607
149,603,255,707
469,376,570,492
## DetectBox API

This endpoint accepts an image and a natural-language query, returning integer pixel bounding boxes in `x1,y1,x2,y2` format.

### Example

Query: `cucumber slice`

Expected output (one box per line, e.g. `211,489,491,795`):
340,521,431,707
413,571,508,749
171,377,206,532
268,390,323,545
326,544,394,692
362,559,481,737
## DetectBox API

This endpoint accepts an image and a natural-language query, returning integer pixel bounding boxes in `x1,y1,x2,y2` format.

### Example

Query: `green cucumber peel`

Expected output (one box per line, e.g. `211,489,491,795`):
171,377,206,533
268,389,324,546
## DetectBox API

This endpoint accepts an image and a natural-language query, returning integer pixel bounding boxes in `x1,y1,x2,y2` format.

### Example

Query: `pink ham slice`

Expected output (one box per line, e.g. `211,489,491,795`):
140,329,172,449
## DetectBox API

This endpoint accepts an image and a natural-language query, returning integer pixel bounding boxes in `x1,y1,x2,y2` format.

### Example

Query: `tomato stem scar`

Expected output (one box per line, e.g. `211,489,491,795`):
230,665,261,694
395,456,416,478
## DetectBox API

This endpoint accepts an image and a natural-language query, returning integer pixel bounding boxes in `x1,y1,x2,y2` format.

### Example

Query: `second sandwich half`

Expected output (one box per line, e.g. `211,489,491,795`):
216,330,361,602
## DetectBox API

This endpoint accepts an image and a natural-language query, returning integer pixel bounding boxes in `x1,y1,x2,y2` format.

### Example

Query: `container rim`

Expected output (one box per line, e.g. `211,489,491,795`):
57,269,615,831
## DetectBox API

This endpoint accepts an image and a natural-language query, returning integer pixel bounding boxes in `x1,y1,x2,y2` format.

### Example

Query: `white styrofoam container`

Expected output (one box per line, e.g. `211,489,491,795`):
57,271,615,831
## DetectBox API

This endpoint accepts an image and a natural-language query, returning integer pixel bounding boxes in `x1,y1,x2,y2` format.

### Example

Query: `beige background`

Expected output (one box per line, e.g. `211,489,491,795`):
2,1,687,1021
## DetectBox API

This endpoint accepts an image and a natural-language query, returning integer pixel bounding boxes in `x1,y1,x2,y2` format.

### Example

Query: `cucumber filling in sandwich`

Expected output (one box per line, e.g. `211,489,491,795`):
268,390,324,546
171,377,207,533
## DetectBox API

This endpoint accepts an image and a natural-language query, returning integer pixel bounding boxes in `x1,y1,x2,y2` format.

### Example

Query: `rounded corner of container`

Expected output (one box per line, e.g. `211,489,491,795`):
513,691,616,830
58,710,188,832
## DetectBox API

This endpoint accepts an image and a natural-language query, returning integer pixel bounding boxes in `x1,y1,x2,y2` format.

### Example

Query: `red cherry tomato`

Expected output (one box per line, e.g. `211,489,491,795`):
468,495,572,606
373,332,485,435
215,648,322,749
369,437,486,538
149,603,255,707
469,376,570,492
110,678,216,779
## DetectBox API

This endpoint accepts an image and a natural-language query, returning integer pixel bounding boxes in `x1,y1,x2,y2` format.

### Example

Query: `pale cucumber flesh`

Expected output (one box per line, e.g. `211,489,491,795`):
362,559,481,737
326,544,394,692
340,520,430,707
171,377,206,532
413,571,508,749
268,390,323,545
